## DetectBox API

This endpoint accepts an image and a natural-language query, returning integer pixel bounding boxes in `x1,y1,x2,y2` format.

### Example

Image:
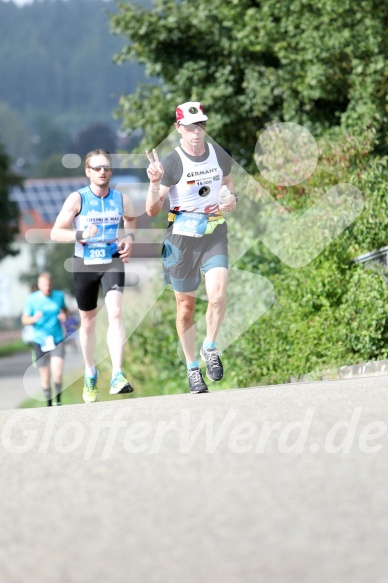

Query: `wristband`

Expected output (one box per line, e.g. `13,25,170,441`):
76,230,84,242
231,192,238,203
125,233,135,242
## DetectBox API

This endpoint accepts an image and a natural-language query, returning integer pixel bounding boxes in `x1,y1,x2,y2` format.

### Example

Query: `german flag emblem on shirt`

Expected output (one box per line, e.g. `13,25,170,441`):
187,180,196,185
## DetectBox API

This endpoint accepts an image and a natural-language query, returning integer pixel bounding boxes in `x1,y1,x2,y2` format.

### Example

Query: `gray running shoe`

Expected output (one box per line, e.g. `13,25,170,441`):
200,347,223,381
187,367,209,394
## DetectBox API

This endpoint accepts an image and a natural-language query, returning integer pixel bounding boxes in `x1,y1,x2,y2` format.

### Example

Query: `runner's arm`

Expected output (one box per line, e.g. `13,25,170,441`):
146,183,169,217
221,173,238,212
21,312,42,325
50,191,82,243
145,149,169,216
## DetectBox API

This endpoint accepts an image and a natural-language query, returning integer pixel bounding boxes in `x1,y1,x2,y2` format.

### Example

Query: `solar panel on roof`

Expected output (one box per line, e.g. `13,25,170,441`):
10,176,143,228
10,179,84,225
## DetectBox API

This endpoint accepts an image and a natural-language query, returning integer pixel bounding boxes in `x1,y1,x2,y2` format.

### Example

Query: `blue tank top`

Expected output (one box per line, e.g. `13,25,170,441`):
73,186,123,258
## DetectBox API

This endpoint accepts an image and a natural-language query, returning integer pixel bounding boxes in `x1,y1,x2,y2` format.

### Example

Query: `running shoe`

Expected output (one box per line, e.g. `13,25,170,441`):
83,371,99,403
187,367,209,394
110,372,134,395
200,347,224,381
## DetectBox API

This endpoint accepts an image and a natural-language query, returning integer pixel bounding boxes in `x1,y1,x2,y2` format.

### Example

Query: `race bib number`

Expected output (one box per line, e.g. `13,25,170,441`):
84,243,112,265
172,212,208,238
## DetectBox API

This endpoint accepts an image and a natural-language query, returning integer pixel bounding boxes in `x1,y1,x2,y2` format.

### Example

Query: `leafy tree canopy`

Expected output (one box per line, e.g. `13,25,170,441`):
111,0,387,165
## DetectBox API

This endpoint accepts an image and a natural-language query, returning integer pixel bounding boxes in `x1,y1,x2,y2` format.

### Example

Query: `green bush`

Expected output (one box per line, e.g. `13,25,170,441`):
227,130,388,386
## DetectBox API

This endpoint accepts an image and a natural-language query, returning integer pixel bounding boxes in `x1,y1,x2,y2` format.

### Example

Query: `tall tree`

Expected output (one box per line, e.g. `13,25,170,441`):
0,142,21,260
111,0,387,165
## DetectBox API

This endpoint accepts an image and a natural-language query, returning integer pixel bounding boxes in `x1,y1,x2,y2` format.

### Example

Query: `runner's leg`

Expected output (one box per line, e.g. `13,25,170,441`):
175,291,196,363
78,308,98,370
104,290,125,372
50,355,64,404
38,364,52,405
204,267,228,343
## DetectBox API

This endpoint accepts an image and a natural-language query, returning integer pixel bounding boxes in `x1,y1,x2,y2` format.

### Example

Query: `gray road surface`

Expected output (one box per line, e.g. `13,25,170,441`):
1,374,388,582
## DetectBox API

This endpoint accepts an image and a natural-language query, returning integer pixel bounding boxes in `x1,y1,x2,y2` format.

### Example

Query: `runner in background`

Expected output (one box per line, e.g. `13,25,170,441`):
21,272,68,406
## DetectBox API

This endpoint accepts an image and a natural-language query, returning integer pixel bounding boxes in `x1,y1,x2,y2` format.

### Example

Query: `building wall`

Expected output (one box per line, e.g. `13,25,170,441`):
0,240,32,318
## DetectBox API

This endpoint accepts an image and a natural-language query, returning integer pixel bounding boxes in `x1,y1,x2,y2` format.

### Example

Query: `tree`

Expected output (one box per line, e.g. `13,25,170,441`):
31,154,82,179
0,102,32,164
0,142,22,261
110,0,387,165
70,123,117,158
20,243,75,295
32,114,71,162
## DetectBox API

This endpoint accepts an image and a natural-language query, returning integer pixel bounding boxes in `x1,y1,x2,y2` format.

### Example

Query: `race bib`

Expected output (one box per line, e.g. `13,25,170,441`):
41,335,55,352
172,212,208,238
84,243,112,265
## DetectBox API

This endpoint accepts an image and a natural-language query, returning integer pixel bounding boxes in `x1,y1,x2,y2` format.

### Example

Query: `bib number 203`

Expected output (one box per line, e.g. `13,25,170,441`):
84,243,112,265
90,248,106,259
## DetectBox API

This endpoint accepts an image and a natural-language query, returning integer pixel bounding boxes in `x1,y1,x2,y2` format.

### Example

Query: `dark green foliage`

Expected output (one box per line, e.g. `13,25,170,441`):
19,243,75,296
0,142,21,260
111,0,387,165
227,131,388,387
70,123,117,158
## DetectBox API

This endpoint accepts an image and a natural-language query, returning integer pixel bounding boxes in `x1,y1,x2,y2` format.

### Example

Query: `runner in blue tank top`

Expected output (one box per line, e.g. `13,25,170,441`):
145,102,238,394
51,149,136,403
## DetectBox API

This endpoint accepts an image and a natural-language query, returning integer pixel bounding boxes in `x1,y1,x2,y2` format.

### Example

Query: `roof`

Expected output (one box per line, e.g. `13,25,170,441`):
10,176,140,235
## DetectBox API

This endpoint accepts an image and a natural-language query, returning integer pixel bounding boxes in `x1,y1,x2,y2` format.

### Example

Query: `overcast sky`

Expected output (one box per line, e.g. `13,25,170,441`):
1,0,35,5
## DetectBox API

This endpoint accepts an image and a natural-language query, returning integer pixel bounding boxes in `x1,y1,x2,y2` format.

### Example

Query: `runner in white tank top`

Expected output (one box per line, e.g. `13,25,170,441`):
145,101,238,394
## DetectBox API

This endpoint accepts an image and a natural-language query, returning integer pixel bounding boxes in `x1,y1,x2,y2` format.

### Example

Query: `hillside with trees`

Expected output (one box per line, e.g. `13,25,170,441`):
0,0,148,175
0,0,144,128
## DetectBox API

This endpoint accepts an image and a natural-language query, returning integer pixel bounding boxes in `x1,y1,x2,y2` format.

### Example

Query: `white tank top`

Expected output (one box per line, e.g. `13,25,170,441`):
168,144,223,213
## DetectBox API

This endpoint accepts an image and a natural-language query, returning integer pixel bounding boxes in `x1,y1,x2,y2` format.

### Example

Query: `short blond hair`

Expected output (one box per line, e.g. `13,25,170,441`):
84,149,112,170
38,272,52,282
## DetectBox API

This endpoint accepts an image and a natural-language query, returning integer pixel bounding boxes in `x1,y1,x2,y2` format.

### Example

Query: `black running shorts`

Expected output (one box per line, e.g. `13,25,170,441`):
72,254,125,312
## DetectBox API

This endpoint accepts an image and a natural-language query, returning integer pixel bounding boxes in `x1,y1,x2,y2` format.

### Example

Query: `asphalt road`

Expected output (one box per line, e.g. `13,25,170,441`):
1,374,388,582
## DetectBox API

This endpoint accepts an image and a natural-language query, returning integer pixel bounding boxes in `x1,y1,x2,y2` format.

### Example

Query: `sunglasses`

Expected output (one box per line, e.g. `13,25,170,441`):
180,122,207,132
88,165,112,172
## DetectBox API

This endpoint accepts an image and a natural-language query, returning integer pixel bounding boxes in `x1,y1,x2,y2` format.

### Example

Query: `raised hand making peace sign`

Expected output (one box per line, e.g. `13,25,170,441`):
145,149,164,183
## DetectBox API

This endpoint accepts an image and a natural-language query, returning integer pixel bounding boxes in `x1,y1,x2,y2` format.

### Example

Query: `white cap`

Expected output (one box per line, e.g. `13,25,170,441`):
175,101,208,125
